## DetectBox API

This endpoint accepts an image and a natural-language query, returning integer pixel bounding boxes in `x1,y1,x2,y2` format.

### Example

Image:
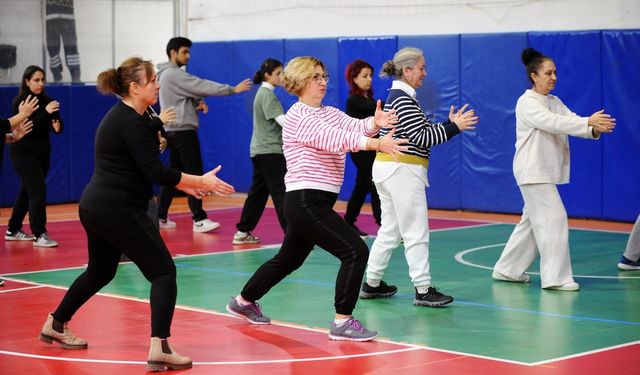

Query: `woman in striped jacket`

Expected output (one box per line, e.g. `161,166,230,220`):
360,47,478,307
226,56,407,342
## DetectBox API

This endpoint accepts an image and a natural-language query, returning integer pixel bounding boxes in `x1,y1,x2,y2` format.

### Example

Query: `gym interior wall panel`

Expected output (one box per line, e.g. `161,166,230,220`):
399,35,462,209
460,33,529,213
528,31,604,218
602,30,640,221
189,42,236,189
69,86,116,200
230,39,285,192
336,36,397,202
0,87,16,206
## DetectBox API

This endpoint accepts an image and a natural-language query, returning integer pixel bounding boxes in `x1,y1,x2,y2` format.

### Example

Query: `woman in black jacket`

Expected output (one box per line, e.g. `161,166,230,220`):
6,66,62,247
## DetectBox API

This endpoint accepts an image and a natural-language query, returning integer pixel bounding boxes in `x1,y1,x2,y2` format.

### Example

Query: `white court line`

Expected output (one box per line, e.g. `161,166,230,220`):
455,244,640,279
0,285,45,294
531,340,640,366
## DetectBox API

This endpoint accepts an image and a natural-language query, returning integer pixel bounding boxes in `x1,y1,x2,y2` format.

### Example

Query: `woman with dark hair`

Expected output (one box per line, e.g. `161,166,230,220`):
492,48,615,291
38,57,234,371
233,58,288,245
226,56,407,342
5,66,62,247
343,59,382,236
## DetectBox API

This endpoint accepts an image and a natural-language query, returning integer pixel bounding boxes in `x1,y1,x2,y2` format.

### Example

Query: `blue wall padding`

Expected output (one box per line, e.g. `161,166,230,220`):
1,30,639,222
399,35,462,209
528,31,604,218
460,33,528,213
337,36,397,202
69,86,117,199
601,30,640,221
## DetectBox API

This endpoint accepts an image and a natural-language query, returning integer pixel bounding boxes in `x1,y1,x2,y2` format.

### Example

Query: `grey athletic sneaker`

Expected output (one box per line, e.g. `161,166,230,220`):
33,233,58,248
5,229,35,241
329,318,377,342
225,297,271,325
232,231,260,245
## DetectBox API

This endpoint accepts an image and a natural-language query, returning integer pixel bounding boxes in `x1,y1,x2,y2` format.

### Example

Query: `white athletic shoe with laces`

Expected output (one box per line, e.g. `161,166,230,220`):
193,219,221,233
232,231,260,245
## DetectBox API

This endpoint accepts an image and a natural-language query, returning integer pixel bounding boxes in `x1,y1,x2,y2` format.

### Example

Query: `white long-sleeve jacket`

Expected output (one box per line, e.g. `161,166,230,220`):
513,89,598,185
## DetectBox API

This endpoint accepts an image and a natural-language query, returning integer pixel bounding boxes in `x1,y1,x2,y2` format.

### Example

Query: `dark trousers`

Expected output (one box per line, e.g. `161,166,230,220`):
240,189,369,315
53,207,177,338
8,144,50,237
157,131,207,222
344,151,381,226
236,154,287,233
46,18,80,82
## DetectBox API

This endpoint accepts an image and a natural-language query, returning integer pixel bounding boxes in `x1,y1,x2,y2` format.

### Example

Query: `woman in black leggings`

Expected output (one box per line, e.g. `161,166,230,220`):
38,57,234,372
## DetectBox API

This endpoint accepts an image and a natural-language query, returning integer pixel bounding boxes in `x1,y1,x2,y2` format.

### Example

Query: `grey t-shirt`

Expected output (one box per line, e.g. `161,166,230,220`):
250,84,284,157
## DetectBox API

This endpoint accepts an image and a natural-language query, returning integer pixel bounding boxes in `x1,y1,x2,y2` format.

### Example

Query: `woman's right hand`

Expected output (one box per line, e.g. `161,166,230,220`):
46,100,60,114
18,95,39,118
159,107,176,124
201,165,235,196
588,110,616,134
376,128,409,161
12,120,34,141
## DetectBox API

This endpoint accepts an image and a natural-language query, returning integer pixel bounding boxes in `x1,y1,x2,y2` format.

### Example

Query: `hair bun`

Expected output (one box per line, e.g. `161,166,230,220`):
521,47,542,66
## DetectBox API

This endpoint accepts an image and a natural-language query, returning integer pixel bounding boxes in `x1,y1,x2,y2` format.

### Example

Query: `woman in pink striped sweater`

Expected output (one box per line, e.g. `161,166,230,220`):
226,56,407,341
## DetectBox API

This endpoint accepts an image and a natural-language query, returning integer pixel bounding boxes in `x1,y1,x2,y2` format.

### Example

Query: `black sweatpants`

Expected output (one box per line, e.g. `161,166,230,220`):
157,130,207,222
344,151,381,226
236,154,287,233
52,207,177,338
240,189,369,315
8,143,51,237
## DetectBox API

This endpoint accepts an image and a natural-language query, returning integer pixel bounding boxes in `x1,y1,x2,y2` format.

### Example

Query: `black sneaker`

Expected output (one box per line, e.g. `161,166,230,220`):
360,280,398,299
348,223,368,238
413,286,453,307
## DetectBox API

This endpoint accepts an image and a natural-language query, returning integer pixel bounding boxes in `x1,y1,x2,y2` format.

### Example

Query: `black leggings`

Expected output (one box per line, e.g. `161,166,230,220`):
52,207,177,338
241,189,368,315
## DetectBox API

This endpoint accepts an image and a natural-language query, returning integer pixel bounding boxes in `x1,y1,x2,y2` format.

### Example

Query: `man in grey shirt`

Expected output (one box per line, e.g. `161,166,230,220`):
157,37,251,232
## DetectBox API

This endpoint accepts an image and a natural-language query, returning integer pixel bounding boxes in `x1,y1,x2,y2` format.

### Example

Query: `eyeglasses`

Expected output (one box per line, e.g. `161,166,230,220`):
312,73,330,83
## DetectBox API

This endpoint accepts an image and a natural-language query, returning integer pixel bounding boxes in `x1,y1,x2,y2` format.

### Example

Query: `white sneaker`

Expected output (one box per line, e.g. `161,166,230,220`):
159,218,177,229
193,219,221,233
0,279,4,286
33,233,58,248
544,282,580,291
232,231,260,245
492,270,530,283
5,229,35,241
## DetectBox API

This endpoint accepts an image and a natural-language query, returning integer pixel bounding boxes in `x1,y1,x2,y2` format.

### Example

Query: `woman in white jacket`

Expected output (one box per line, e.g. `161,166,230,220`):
492,48,615,291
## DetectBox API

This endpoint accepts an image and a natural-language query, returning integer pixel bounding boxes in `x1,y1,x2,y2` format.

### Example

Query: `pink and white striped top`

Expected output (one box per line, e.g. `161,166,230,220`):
283,102,378,193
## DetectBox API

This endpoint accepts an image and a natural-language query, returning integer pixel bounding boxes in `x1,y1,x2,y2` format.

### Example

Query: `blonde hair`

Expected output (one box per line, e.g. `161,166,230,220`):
380,47,423,79
283,56,325,96
97,57,154,98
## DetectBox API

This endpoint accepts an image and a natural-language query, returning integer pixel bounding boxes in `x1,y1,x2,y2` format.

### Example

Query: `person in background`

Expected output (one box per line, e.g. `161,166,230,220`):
343,59,382,237
5,66,63,247
492,47,615,291
617,214,640,271
233,58,288,245
156,37,251,233
226,56,407,342
46,0,81,82
0,95,38,286
38,57,234,371
361,47,478,307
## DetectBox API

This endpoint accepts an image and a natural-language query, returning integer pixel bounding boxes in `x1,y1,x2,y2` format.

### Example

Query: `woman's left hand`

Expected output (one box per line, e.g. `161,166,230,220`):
374,100,399,129
377,128,409,161
158,107,176,124
178,187,209,200
46,100,60,114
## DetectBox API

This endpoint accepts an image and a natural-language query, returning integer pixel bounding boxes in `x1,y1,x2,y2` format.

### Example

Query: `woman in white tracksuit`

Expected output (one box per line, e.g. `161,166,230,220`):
492,48,616,291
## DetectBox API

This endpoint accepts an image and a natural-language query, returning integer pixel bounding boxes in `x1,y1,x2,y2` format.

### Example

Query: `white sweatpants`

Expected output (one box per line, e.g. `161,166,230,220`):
494,183,574,288
623,214,640,262
366,161,431,287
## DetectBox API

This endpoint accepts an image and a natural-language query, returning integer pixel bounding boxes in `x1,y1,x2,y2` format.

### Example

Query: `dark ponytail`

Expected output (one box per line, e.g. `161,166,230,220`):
521,48,550,84
253,58,283,84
